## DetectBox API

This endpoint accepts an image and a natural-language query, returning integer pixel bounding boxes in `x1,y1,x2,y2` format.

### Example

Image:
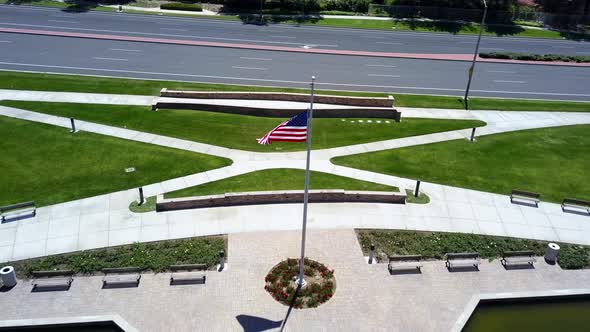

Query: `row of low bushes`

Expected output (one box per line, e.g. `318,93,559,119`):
3,236,226,277
357,230,590,270
160,2,203,11
480,52,590,63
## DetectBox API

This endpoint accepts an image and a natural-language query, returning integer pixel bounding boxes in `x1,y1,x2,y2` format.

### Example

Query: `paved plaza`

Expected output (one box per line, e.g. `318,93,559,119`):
1,229,589,331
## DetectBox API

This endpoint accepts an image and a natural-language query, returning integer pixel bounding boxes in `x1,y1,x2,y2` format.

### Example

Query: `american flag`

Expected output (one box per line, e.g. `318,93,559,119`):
257,110,308,145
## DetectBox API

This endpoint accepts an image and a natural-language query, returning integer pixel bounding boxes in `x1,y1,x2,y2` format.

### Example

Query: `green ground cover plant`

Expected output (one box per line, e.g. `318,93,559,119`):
160,2,202,11
333,125,590,203
0,101,485,152
357,230,590,269
2,71,588,112
3,236,227,277
165,169,397,198
480,52,590,63
0,116,231,206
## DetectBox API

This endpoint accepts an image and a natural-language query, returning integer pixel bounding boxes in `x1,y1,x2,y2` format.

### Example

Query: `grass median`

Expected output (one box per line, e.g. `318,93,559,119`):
0,101,485,152
333,125,590,203
1,71,589,112
165,168,397,199
0,116,231,207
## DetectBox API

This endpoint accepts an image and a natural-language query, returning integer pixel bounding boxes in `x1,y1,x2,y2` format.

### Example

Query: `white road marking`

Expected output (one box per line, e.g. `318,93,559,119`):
0,23,338,47
239,57,272,61
232,66,268,70
47,20,79,24
0,41,13,43
368,74,401,78
92,57,129,61
269,35,296,39
552,46,574,49
376,41,404,45
160,28,188,32
487,70,516,74
481,47,505,51
576,52,590,54
0,61,588,98
493,80,526,84
109,48,142,52
366,64,397,68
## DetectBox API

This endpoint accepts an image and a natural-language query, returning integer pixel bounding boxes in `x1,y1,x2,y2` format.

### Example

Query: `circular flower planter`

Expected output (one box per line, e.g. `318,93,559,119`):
264,258,336,309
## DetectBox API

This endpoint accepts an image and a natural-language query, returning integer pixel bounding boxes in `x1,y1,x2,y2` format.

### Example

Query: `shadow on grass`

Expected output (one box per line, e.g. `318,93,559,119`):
61,0,133,13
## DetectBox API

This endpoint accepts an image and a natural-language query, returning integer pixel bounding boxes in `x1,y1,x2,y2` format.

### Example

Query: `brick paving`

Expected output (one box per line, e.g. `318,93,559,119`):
1,229,589,331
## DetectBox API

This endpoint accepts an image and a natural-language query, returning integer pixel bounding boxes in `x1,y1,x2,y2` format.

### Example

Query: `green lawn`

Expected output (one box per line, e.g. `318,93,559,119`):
165,168,397,198
333,125,590,203
2,71,589,112
0,101,485,152
0,116,231,207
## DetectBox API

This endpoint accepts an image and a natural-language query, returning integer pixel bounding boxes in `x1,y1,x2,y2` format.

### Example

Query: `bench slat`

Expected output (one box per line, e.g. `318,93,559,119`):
103,274,141,285
0,201,35,212
169,264,207,272
102,267,141,274
170,272,206,284
32,276,73,289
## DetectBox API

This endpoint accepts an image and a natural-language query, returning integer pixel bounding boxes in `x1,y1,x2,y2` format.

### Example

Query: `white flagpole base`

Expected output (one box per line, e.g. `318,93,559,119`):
295,278,307,288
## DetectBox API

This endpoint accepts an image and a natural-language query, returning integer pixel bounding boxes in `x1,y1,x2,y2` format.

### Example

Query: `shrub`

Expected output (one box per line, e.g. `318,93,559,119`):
6,236,226,277
357,230,590,269
479,52,590,63
264,258,336,309
324,0,371,13
160,3,203,11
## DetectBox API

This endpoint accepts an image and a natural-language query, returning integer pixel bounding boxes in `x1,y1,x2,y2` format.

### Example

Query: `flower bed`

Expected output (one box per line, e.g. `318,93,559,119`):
264,258,336,308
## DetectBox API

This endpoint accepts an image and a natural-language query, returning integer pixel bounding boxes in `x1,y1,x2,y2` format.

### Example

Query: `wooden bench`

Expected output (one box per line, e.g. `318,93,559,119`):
501,250,536,267
561,198,590,214
510,190,540,207
445,252,481,270
31,270,73,291
102,267,141,287
1,201,36,223
387,255,423,272
170,264,207,285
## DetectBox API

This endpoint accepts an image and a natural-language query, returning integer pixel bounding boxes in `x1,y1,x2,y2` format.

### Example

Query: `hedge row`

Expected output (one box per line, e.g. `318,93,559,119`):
4,236,226,277
357,230,590,270
480,52,590,63
160,3,203,12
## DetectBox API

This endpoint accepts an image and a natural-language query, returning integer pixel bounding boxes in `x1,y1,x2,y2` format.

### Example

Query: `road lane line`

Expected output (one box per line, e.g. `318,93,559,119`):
493,80,526,84
376,41,404,45
487,70,516,74
269,35,296,39
232,66,268,70
0,23,339,47
47,20,79,24
239,57,272,61
1,62,589,98
109,48,142,52
0,41,13,43
481,47,505,51
368,74,401,77
92,57,129,61
366,64,397,68
160,28,188,32
552,46,574,49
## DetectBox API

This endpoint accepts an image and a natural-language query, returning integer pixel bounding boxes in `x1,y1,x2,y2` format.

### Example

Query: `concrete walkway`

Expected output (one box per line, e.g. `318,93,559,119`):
1,98,590,262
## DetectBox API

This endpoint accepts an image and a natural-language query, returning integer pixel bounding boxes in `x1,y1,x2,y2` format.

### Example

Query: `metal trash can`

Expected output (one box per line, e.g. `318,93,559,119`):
544,243,560,263
0,266,17,287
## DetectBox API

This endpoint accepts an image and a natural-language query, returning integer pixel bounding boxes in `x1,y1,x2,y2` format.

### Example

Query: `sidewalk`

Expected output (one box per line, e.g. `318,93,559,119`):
1,102,590,262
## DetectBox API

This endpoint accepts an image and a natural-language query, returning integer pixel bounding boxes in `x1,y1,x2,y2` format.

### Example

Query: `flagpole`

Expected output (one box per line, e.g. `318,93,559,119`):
297,76,315,288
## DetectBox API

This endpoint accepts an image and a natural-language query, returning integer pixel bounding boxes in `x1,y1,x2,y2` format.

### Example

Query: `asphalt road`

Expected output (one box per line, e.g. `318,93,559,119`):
2,5,590,55
0,5,589,101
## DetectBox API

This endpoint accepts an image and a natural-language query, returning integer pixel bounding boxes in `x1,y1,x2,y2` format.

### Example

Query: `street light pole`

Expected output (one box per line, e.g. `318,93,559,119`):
464,0,488,107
